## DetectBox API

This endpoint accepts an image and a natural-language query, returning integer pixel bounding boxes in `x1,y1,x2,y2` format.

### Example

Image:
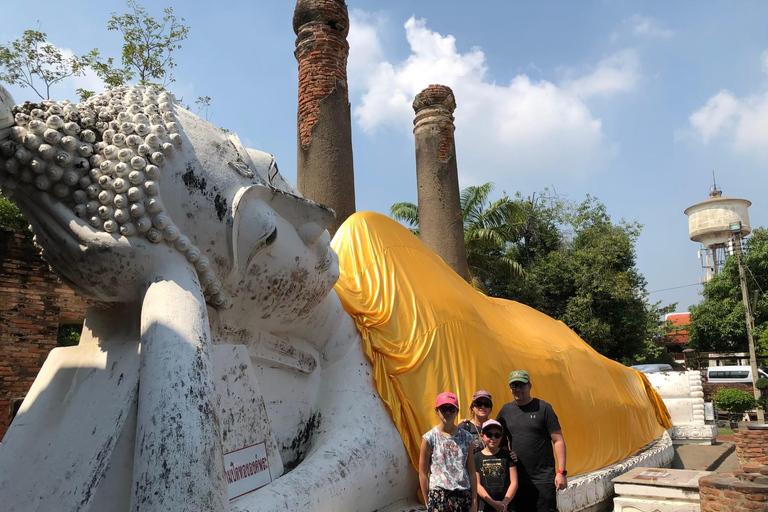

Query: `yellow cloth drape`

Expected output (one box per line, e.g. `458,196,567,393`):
332,211,671,476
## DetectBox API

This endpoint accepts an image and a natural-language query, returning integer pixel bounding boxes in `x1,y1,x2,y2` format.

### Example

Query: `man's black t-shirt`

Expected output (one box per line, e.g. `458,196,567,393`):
474,449,515,511
496,398,560,486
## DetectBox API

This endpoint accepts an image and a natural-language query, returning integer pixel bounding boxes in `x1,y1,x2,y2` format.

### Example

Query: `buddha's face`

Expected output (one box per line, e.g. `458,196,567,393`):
221,187,339,332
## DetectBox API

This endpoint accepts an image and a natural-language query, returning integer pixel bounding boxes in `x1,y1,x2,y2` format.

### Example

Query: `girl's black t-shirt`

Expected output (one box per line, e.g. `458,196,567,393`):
474,449,515,511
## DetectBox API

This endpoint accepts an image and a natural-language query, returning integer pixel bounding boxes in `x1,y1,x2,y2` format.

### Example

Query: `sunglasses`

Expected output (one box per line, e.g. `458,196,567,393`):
473,400,493,408
438,405,458,414
510,382,528,390
483,431,502,439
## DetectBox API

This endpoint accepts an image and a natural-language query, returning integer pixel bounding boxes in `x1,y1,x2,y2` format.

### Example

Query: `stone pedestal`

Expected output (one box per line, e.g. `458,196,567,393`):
412,85,470,282
613,467,710,512
646,370,718,444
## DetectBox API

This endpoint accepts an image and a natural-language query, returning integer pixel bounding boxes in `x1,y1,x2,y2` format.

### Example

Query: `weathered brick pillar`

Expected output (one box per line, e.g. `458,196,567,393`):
700,465,768,511
412,85,470,282
293,0,355,236
735,428,768,466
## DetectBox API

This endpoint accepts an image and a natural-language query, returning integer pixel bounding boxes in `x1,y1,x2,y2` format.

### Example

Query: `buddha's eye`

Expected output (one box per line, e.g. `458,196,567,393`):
265,226,277,246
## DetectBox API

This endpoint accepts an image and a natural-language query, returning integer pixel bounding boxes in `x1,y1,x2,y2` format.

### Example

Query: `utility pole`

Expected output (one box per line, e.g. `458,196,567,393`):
731,221,764,422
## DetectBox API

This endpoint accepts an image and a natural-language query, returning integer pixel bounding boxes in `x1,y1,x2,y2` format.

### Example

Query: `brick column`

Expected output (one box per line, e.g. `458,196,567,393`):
412,85,470,282
293,0,355,236
700,465,768,511
735,428,768,466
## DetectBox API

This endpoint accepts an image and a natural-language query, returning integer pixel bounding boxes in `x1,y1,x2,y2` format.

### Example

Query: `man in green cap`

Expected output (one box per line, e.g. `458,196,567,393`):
496,370,567,512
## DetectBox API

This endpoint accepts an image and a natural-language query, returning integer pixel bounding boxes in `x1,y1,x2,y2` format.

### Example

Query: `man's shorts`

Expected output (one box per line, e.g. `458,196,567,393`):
513,482,557,512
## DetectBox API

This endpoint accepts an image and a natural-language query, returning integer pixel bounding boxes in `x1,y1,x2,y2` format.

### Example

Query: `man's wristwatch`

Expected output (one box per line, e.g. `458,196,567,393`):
558,470,567,476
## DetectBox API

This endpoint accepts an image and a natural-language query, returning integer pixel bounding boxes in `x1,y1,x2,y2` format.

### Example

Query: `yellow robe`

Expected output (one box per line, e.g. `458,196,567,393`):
332,211,670,476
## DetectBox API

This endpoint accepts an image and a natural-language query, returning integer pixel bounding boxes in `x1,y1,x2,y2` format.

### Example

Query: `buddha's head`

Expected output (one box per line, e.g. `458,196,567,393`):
0,84,339,326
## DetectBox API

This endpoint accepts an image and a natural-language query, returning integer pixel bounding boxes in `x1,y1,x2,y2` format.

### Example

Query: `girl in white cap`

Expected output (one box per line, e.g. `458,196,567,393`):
475,419,518,511
419,392,478,512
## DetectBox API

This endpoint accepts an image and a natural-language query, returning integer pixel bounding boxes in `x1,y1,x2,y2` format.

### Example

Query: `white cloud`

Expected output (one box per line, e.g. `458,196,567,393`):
625,14,674,39
564,49,641,98
349,15,636,179
685,52,768,163
688,91,740,143
348,10,386,92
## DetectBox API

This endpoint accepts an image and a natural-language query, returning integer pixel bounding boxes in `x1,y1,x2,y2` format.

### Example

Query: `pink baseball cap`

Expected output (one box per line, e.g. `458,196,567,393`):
482,419,503,432
435,392,459,408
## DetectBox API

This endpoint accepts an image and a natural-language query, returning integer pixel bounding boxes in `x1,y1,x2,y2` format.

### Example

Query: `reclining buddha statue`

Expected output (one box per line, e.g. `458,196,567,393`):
0,84,670,512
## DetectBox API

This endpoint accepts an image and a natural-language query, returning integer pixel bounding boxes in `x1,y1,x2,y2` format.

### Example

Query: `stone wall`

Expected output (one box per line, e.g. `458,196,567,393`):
0,227,86,439
700,465,768,511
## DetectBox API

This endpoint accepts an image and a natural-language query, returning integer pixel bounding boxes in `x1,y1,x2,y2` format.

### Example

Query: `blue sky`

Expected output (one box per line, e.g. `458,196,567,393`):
2,1,767,312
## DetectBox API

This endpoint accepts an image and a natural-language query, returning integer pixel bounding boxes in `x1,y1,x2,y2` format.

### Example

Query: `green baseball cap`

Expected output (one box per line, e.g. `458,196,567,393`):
508,370,530,385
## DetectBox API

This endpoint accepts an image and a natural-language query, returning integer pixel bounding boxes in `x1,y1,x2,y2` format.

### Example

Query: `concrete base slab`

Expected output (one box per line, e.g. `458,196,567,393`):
672,442,735,471
614,496,701,512
613,468,711,512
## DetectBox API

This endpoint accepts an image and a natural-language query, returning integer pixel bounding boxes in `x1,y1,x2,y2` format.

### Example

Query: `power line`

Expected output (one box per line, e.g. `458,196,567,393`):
648,282,704,294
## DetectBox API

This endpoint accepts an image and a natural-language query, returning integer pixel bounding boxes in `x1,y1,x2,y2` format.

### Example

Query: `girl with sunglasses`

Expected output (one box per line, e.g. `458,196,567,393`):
459,390,494,454
419,392,478,512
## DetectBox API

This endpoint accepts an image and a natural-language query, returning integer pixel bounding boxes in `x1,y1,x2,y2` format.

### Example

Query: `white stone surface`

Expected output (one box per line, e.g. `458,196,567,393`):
212,345,283,479
0,305,140,511
612,467,710,512
646,371,717,445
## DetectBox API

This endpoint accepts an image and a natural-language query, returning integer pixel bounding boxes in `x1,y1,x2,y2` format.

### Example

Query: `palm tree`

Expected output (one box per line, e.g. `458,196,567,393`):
390,183,524,291
389,202,419,236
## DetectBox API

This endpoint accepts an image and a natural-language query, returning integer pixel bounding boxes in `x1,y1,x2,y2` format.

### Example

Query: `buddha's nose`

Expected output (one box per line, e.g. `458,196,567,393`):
297,221,328,246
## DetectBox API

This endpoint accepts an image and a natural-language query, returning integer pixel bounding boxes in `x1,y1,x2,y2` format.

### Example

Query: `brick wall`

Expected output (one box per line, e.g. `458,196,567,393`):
735,428,768,467
700,465,768,511
704,381,754,401
0,227,86,439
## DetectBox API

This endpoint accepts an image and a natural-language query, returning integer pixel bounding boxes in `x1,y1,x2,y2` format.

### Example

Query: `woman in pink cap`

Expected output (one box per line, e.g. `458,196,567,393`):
459,390,494,454
419,392,478,512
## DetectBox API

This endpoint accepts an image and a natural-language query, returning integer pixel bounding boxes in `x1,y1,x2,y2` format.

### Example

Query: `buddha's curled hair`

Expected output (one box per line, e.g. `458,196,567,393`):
0,85,226,308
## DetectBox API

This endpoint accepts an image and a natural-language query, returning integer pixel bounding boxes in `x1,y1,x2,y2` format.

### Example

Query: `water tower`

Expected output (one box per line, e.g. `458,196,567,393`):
685,182,751,281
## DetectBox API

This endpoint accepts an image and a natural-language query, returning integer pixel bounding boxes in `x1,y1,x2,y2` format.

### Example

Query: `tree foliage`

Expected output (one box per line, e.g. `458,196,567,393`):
714,387,757,427
0,196,30,235
0,30,91,100
688,228,768,354
497,194,659,363
107,0,189,87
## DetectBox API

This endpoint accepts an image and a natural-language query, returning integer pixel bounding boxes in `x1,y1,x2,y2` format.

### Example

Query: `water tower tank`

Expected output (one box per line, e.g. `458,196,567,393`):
685,188,751,248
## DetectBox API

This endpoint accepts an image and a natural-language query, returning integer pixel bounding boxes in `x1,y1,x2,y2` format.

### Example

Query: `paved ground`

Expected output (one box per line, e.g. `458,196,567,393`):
671,441,735,471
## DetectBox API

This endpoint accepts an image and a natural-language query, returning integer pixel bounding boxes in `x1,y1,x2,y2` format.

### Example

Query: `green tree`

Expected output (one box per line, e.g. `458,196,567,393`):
688,228,768,354
107,0,190,87
497,195,662,363
714,387,757,428
0,30,91,100
0,196,30,233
